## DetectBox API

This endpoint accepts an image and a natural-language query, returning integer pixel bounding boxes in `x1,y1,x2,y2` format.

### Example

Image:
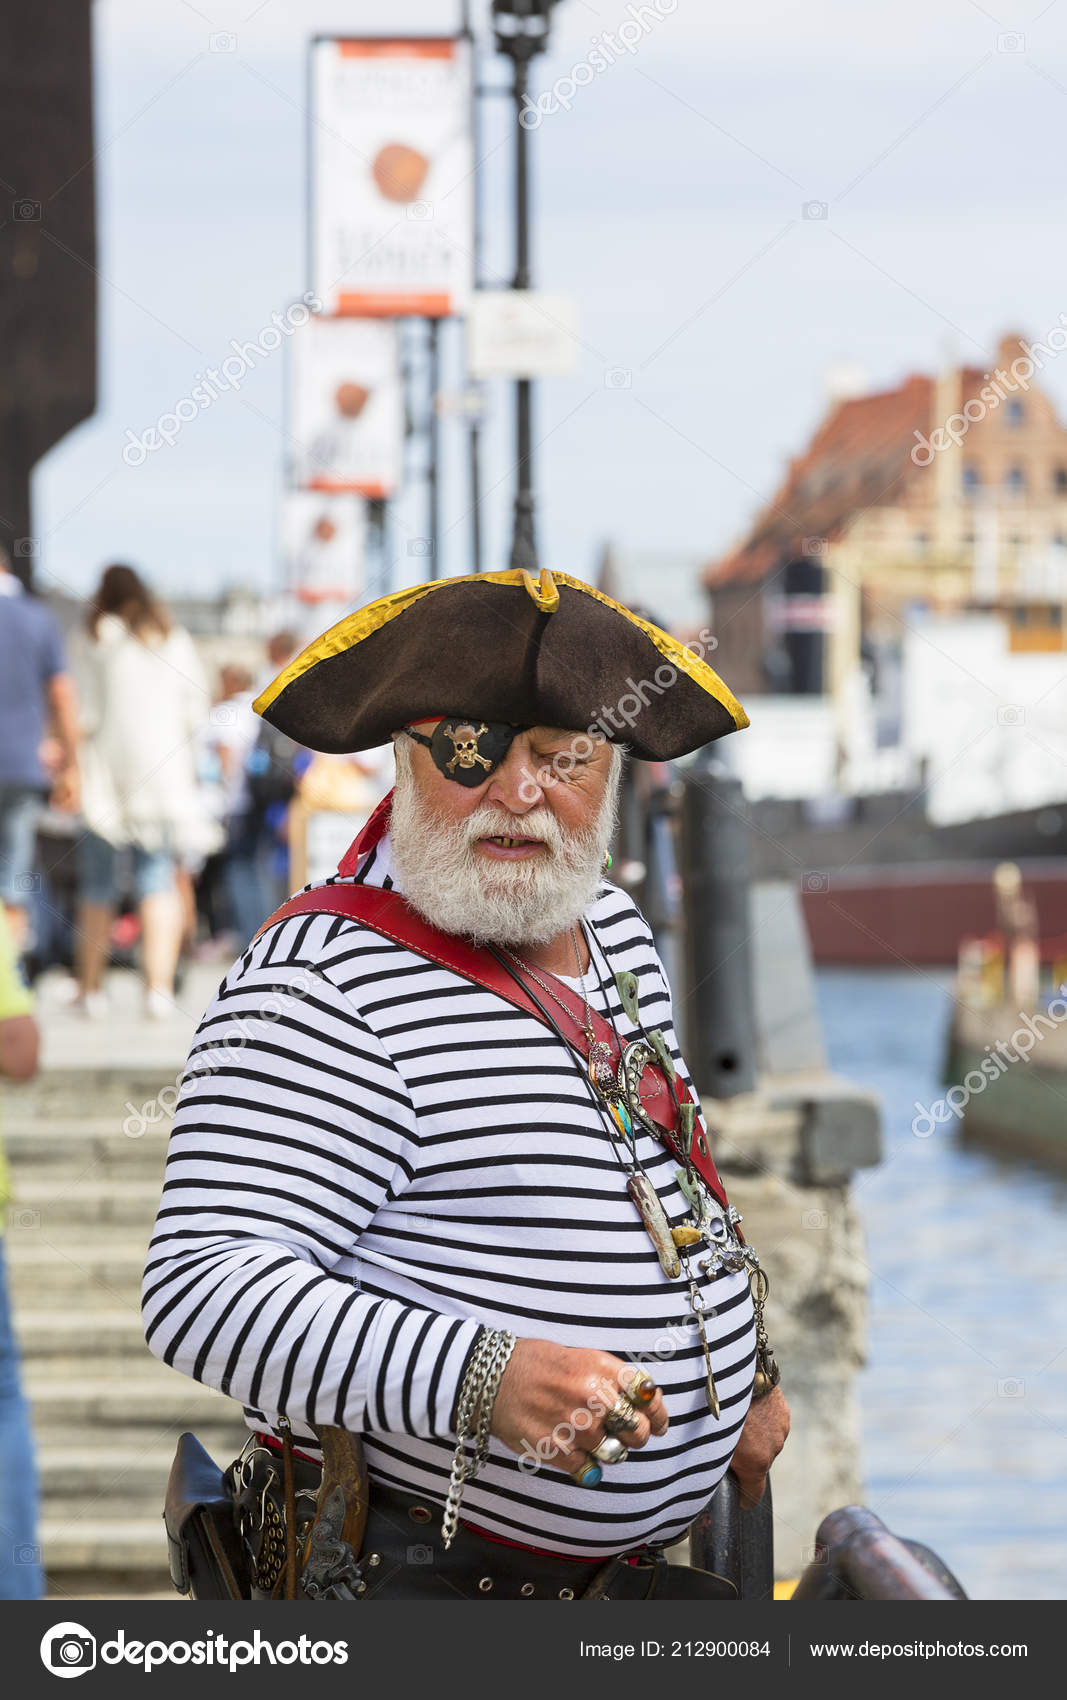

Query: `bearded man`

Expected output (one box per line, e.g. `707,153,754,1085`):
144,567,788,1602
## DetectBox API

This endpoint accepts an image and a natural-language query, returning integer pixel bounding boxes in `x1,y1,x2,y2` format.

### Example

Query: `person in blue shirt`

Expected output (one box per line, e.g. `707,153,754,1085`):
0,551,80,955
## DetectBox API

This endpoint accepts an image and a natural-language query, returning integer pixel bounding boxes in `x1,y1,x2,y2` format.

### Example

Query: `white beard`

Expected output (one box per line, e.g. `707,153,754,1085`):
389,739,622,948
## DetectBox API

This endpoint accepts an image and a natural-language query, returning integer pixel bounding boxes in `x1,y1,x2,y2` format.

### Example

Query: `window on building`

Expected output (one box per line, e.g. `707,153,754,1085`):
1005,466,1026,491
1054,466,1067,494
1006,400,1025,426
914,531,929,555
962,464,981,492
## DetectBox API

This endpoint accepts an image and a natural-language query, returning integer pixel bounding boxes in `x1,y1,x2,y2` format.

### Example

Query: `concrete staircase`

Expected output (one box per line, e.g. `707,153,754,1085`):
5,976,247,1599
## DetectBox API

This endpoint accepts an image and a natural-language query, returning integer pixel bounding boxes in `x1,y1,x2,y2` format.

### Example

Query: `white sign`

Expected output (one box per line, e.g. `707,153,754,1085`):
305,809,372,884
765,593,839,632
290,316,404,497
281,490,367,608
467,291,580,378
311,37,474,318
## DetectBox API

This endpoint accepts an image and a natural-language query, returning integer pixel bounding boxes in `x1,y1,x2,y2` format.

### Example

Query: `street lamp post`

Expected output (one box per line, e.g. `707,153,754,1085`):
492,0,558,575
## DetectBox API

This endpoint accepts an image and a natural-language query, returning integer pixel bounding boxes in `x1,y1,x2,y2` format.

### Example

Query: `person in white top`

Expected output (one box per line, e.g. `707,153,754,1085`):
73,564,221,1017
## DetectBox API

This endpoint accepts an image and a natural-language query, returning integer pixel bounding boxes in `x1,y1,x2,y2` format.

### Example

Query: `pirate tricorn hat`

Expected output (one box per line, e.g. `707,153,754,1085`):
253,568,748,762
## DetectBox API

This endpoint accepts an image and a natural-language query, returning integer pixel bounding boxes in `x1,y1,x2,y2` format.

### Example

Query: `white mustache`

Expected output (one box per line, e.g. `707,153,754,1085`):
463,807,561,852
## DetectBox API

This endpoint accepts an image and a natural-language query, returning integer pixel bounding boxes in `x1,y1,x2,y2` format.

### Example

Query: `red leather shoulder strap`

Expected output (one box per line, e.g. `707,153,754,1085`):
256,882,727,1209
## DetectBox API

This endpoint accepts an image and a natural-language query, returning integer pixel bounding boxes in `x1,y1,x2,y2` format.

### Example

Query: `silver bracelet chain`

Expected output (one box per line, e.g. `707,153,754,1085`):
441,1328,517,1550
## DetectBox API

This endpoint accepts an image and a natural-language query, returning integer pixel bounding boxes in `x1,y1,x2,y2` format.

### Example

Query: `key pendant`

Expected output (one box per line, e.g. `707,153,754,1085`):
627,1173,682,1279
688,1275,721,1419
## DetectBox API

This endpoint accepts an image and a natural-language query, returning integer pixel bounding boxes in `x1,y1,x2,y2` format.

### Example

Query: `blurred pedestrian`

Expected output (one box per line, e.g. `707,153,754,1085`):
0,548,80,956
0,906,43,1600
73,564,221,1018
217,632,303,944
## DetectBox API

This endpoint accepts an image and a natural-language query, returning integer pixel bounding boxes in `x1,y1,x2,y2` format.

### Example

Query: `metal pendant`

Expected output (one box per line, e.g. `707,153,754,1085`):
615,970,641,1025
688,1274,721,1419
647,1028,676,1081
627,1172,682,1279
678,1101,695,1158
587,1037,619,1101
618,1039,660,1138
676,1168,729,1253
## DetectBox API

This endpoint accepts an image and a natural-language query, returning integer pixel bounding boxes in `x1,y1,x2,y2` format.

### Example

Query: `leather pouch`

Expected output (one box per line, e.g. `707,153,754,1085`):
164,1431,251,1600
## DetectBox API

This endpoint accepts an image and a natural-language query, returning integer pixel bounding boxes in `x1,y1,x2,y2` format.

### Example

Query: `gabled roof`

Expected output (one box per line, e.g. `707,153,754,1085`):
705,368,984,588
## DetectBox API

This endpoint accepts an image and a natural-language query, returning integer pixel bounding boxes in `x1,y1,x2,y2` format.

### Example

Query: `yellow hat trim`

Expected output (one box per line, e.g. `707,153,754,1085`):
253,568,747,731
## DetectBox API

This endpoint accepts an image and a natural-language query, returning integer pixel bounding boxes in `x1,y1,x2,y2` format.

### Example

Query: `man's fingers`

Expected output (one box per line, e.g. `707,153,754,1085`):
646,1391,668,1436
610,1363,669,1436
590,1378,652,1448
736,1472,767,1510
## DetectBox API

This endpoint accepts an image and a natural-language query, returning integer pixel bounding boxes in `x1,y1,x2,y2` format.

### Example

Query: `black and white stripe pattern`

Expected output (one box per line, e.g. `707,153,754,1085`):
143,835,755,1556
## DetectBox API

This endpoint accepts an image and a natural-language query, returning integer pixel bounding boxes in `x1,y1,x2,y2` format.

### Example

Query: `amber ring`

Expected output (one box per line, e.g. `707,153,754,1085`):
624,1369,658,1406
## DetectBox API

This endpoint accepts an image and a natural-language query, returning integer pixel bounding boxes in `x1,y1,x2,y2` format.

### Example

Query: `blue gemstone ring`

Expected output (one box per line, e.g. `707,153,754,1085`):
571,1459,603,1488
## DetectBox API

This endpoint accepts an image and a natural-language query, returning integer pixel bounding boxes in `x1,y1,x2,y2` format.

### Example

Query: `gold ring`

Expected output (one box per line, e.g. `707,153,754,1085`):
603,1395,640,1437
570,1458,603,1487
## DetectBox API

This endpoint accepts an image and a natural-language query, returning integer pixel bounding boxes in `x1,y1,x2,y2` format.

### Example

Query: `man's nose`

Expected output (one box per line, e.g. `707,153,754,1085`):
485,746,544,813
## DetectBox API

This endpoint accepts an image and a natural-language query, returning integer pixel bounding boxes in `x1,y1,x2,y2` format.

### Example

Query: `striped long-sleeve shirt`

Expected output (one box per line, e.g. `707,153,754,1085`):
142,834,756,1556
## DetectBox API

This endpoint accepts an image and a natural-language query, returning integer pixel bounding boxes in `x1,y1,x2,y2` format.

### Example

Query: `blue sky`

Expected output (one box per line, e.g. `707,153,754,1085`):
32,0,1067,613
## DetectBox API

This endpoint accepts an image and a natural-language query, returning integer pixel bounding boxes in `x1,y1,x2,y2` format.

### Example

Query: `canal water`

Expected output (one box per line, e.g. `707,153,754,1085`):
816,967,1067,1602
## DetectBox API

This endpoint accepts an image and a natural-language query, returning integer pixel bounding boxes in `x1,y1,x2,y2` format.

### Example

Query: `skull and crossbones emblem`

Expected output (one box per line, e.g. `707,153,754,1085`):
444,721,493,774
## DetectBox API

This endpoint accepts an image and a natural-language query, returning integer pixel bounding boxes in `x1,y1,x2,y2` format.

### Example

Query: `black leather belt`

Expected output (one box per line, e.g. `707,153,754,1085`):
240,1449,736,1602
356,1482,737,1599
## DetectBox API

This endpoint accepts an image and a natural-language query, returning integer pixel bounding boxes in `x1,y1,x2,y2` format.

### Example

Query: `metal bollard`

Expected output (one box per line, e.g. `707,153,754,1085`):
678,752,758,1098
790,1505,968,1601
689,1469,775,1601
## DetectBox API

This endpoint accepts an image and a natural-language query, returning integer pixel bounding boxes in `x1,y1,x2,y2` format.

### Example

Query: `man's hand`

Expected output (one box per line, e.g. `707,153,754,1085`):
50,761,80,814
731,1385,790,1508
491,1338,668,1479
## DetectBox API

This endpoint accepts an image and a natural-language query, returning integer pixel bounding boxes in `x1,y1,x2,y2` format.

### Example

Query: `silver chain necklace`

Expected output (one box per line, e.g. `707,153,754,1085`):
505,926,617,1096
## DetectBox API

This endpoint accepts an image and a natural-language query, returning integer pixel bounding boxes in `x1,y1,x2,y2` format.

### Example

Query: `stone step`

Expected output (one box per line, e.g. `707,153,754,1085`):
7,1179,165,1229
49,1578,177,1601
34,1421,247,1459
40,1447,196,1501
4,1131,170,1177
26,1374,236,1427
40,1518,176,1577
6,1072,187,1118
15,1309,148,1358
7,1240,147,1306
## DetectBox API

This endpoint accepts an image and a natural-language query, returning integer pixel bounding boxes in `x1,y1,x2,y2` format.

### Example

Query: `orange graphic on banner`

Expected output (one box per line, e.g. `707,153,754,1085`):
336,40,455,59
337,291,451,318
308,478,391,499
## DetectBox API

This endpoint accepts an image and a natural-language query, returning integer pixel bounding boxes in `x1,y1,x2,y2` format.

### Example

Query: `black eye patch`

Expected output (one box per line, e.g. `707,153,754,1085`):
404,719,528,787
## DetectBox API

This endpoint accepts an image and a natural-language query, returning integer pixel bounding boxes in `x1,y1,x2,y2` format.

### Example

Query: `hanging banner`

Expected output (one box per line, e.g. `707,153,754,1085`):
468,291,581,378
290,316,404,497
281,490,367,609
311,36,474,317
